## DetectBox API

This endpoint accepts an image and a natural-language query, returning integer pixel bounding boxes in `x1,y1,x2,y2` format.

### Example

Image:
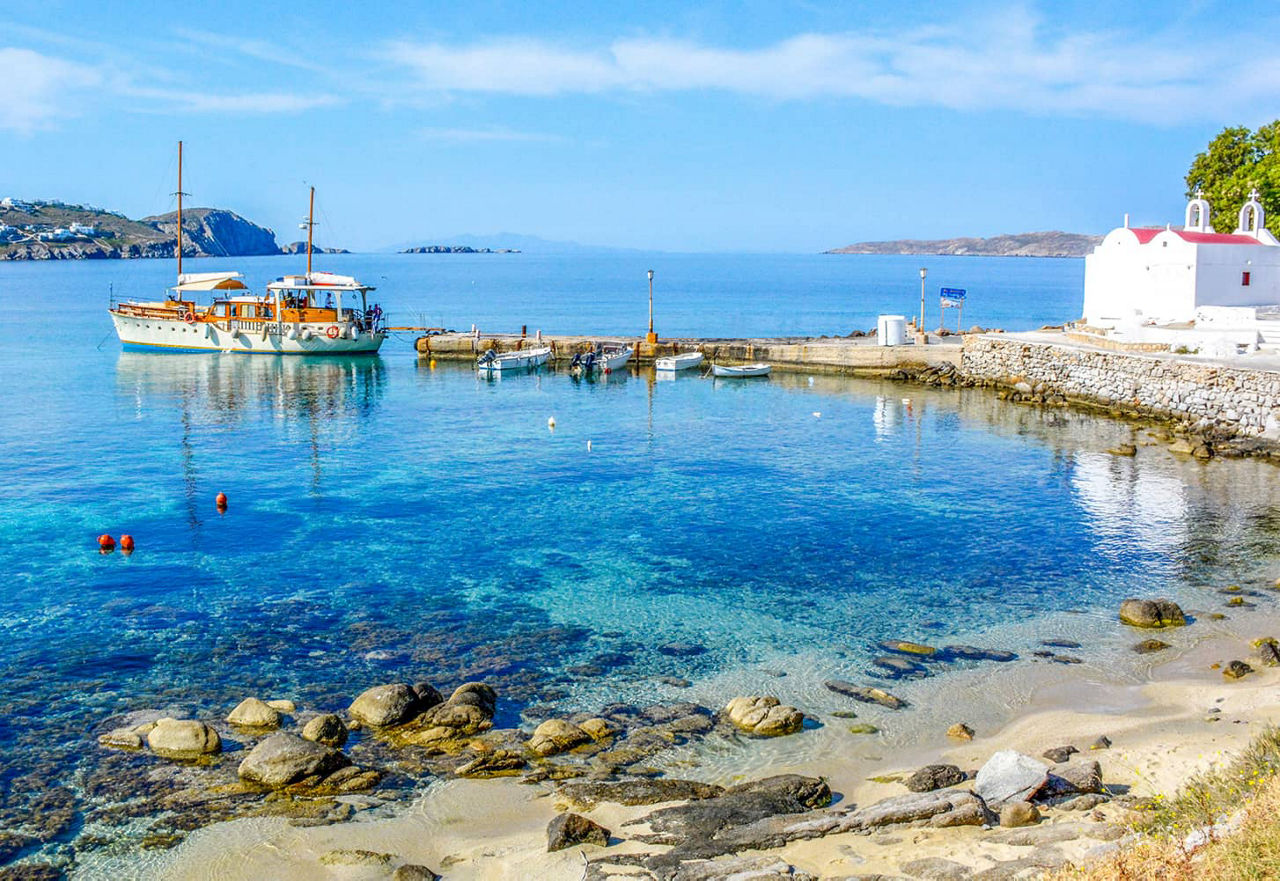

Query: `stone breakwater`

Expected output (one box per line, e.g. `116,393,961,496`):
959,334,1280,440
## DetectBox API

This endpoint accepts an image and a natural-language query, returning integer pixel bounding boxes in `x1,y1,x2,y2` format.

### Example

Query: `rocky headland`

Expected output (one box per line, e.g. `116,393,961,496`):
401,245,521,254
825,231,1102,258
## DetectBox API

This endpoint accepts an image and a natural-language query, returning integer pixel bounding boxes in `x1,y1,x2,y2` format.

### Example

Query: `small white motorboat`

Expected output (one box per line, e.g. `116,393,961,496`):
655,351,704,372
711,362,771,377
569,342,634,376
477,345,552,373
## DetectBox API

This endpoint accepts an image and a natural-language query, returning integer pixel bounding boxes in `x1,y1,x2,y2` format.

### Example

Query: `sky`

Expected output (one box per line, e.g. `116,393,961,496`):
1,1,1278,252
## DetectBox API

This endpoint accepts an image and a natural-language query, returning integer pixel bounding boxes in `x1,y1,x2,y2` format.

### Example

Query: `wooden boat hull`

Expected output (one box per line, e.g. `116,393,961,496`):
655,352,704,371
110,312,385,354
712,363,771,377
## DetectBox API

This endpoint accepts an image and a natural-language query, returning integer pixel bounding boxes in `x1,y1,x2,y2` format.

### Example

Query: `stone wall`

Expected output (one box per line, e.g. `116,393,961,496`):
960,335,1280,437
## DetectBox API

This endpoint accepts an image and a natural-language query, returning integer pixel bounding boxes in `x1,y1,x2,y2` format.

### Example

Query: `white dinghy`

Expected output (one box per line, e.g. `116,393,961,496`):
655,351,704,372
711,363,771,377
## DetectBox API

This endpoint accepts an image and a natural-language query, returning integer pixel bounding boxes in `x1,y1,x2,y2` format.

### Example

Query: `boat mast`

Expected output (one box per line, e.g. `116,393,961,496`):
306,185,315,279
175,140,185,281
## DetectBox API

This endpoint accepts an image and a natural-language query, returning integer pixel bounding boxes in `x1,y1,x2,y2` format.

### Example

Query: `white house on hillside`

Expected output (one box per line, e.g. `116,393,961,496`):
1082,191,1280,330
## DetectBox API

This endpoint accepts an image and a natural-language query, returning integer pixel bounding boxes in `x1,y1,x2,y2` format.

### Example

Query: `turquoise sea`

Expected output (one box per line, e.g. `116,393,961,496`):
3,252,1280,871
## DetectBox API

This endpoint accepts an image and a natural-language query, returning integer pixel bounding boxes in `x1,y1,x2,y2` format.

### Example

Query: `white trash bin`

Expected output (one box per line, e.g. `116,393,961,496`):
877,315,906,346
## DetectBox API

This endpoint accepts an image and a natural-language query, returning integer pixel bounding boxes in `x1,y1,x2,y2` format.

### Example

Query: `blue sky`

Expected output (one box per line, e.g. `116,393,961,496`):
1,1,1277,252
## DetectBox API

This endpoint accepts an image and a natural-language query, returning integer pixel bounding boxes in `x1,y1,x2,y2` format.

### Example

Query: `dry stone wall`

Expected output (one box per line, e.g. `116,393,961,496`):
961,335,1280,438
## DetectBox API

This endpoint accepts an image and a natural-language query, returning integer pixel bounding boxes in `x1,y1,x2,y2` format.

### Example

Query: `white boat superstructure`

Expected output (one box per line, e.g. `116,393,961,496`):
711,362,771,377
108,155,386,355
569,342,634,376
655,351,704,372
477,345,553,373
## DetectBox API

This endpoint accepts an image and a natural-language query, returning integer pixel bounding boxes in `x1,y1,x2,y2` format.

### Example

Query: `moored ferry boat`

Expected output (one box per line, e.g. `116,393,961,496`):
108,143,385,355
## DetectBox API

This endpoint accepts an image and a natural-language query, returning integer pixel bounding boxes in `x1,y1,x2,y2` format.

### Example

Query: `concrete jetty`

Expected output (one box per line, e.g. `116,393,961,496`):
415,332,964,375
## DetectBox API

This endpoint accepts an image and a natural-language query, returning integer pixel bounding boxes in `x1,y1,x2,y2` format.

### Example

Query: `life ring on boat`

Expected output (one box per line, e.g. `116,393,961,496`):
182,311,195,325
325,325,340,339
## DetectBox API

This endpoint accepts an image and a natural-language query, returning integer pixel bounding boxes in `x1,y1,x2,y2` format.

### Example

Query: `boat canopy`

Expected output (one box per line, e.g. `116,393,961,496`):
267,272,374,292
173,271,248,292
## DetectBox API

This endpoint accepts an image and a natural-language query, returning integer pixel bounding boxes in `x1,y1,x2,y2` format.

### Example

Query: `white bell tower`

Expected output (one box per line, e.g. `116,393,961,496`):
1236,189,1266,238
1184,188,1211,231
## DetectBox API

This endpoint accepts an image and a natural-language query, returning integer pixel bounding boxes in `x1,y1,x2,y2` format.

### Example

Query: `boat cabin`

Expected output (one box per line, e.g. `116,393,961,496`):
264,273,379,329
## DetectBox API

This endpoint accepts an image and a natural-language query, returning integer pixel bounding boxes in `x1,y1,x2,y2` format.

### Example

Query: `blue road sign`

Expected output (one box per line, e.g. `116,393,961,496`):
939,287,967,299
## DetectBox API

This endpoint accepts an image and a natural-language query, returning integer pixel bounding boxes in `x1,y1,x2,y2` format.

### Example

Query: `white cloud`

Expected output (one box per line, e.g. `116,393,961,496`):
0,48,102,133
124,86,341,114
418,126,563,143
385,13,1280,123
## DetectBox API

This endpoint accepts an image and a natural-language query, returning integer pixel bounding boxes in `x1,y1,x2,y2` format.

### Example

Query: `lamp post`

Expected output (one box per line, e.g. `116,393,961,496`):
646,269,657,344
918,267,927,341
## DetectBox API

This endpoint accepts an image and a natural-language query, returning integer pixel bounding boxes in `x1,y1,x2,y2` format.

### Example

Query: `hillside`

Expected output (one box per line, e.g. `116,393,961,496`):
825,231,1102,258
0,200,335,261
401,245,520,254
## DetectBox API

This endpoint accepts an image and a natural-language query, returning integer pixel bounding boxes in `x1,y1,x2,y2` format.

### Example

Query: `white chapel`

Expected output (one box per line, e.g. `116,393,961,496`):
1082,191,1280,330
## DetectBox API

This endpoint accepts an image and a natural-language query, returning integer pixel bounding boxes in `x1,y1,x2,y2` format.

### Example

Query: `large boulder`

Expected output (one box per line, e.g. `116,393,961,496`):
905,764,966,793
974,750,1050,807
1041,760,1103,797
547,812,610,852
226,698,282,729
1118,598,1186,628
238,732,350,788
724,696,804,737
530,719,592,756
146,718,221,760
302,713,348,747
348,683,421,728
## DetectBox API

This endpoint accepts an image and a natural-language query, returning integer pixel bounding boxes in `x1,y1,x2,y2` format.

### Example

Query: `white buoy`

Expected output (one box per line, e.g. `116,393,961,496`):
812,411,821,418
548,417,556,430
587,440,592,452
807,376,814,387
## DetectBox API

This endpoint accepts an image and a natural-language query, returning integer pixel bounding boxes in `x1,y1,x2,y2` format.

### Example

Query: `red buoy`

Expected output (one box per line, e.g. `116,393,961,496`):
120,534,135,553
215,492,228,510
98,534,116,552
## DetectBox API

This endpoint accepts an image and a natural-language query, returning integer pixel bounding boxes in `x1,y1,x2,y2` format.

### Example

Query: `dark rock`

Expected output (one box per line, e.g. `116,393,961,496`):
1258,642,1280,667
1040,761,1103,798
658,642,707,657
1224,660,1254,680
851,789,994,830
824,680,907,709
905,765,966,793
629,775,831,846
1042,745,1078,764
319,849,393,866
940,645,1017,662
657,676,693,688
447,682,496,716
1134,639,1171,654
412,682,445,708
871,656,930,679
1040,639,1082,649
557,778,725,809
547,812,610,851
1118,598,1186,628
237,733,350,788
878,640,938,657
0,832,35,864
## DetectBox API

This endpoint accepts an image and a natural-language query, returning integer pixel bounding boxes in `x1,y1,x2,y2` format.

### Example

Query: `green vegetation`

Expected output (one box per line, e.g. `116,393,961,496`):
1186,122,1280,233
1056,727,1280,880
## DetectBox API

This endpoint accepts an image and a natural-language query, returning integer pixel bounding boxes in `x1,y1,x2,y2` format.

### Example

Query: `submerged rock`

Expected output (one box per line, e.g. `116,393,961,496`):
824,680,906,709
1134,639,1171,654
319,849,393,867
947,722,975,741
226,698,282,729
879,639,937,656
348,683,423,728
457,749,526,778
529,719,591,756
1118,598,1186,628
579,717,618,741
905,764,966,793
974,750,1049,807
940,645,1018,662
146,718,221,760
237,732,350,788
723,696,804,737
871,656,930,679
301,713,348,748
1224,660,1254,680
547,812,610,851
97,729,144,750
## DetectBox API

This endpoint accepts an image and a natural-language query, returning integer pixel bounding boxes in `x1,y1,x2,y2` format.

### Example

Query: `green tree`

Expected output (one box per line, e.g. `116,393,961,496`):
1186,123,1280,233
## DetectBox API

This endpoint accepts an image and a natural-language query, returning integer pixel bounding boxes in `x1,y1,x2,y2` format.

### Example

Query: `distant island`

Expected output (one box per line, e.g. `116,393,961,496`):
280,241,349,255
401,245,521,254
0,198,346,261
825,231,1102,258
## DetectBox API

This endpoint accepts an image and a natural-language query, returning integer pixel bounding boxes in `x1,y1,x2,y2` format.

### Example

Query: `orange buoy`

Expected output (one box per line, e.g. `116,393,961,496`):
98,534,116,552
215,492,228,509
120,534,135,553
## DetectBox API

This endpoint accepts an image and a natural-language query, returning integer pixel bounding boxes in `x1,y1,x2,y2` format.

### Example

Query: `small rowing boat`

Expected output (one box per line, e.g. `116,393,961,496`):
711,363,771,377
655,351,704,372
569,342,633,376
476,345,552,373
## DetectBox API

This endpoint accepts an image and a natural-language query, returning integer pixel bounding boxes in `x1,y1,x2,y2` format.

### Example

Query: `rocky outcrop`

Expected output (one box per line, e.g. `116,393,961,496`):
557,778,725,809
723,697,804,737
280,241,349,255
146,719,221,760
905,764,966,793
825,231,1101,258
530,719,592,756
237,733,350,788
974,751,1050,807
1118,599,1187,629
144,208,279,257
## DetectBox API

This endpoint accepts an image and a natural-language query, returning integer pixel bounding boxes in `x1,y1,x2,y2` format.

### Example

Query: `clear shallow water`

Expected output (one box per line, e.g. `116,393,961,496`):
2,253,1280,870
